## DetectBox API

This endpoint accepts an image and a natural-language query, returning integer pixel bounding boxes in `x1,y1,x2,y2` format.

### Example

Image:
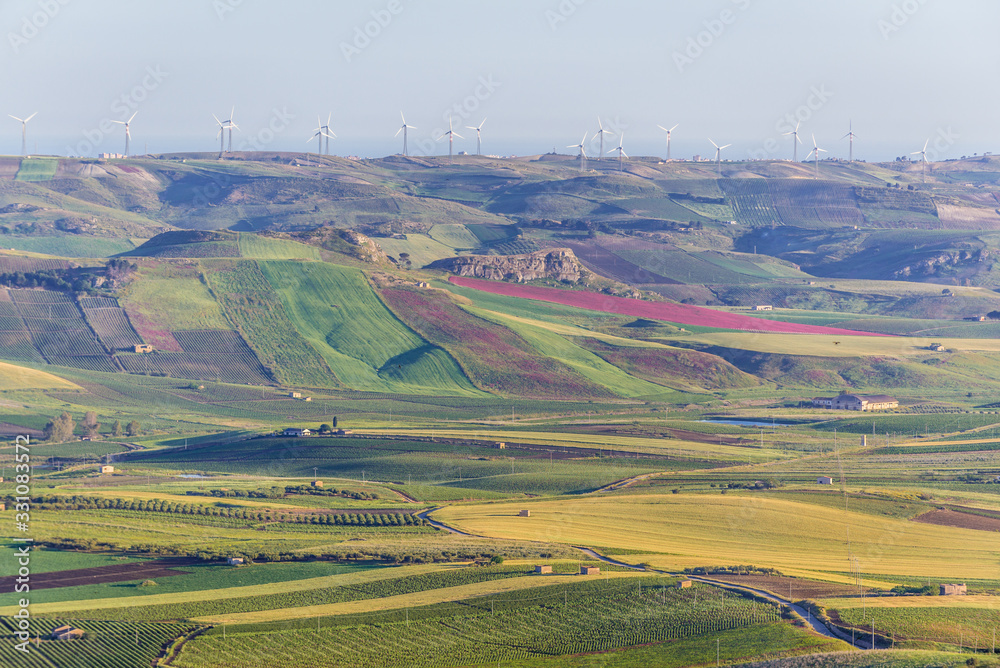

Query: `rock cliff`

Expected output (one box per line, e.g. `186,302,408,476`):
428,249,587,283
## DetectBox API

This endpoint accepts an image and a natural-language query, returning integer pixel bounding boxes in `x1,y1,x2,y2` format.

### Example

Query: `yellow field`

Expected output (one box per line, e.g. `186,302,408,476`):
0,361,79,391
433,495,1000,582
664,332,1000,358
353,428,789,462
193,571,645,624
0,563,451,616
820,596,1000,610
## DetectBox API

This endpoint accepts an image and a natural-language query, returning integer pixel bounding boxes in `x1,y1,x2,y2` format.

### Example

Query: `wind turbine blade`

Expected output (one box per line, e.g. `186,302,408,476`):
812,134,818,148
670,124,679,132
9,115,23,123
720,144,732,150
923,138,930,151
709,139,720,149
658,125,669,133
620,150,629,159
400,111,406,123
479,117,487,129
395,128,403,137
25,112,37,123
466,126,478,131
111,120,125,125
128,111,138,123
213,114,223,125
327,112,332,127
453,132,464,139
597,116,604,131
230,107,235,121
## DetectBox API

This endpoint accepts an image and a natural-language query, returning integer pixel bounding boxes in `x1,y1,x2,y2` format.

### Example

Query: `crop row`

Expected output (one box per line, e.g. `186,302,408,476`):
176,580,780,668
116,352,272,385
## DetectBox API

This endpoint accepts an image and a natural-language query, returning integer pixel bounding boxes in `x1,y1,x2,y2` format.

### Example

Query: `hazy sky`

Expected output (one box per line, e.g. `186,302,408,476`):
3,0,998,161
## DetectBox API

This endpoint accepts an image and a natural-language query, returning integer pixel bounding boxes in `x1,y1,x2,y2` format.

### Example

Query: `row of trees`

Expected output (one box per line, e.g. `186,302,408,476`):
44,411,141,442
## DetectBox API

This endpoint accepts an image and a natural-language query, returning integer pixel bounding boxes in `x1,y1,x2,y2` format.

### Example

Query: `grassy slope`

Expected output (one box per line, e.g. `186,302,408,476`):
259,261,481,395
0,360,80,390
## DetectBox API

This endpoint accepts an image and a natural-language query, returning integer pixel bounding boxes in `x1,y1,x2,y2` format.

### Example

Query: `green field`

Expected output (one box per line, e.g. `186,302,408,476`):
14,158,58,181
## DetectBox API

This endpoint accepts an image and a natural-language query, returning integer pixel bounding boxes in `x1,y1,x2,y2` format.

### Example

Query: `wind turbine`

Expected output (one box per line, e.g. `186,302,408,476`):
439,116,463,161
320,114,336,155
465,118,486,156
608,132,628,172
567,133,588,172
708,139,731,176
807,134,827,178
223,108,239,153
310,115,336,156
111,112,137,157
842,121,857,163
657,123,678,161
595,117,613,162
9,113,36,157
911,138,929,181
213,115,226,157
395,112,415,156
783,122,803,162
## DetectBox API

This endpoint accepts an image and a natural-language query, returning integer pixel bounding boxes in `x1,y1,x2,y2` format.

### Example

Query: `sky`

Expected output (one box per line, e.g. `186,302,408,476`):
2,0,998,162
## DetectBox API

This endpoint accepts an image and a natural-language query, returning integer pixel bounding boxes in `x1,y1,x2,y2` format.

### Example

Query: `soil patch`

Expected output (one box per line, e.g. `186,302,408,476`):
913,508,1000,532
0,558,201,591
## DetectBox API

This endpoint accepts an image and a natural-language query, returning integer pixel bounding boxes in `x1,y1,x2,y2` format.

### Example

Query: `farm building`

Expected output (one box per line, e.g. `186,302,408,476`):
940,583,967,595
752,305,773,311
812,394,898,411
0,502,5,511
288,392,302,399
133,344,153,353
99,465,114,474
580,566,600,575
964,316,986,322
51,625,85,640
227,557,245,566
519,510,531,517
283,427,311,437
495,442,506,449
817,476,833,485
335,429,353,435
677,580,692,589
311,480,323,487
535,565,553,574
928,343,946,352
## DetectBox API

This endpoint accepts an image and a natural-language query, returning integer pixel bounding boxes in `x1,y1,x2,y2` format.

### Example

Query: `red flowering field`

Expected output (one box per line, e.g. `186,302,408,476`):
449,277,889,337
382,287,616,399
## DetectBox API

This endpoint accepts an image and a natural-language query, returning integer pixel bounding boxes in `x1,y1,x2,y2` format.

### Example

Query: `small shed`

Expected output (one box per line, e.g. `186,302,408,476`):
580,566,600,575
535,565,553,574
134,344,153,354
283,427,311,437
289,392,302,399
335,429,353,435
940,583,967,596
519,509,531,517
227,557,245,566
752,305,773,311
51,625,85,640
311,480,324,488
677,580,693,589
0,502,6,511
495,442,506,449
100,465,115,474
817,476,833,485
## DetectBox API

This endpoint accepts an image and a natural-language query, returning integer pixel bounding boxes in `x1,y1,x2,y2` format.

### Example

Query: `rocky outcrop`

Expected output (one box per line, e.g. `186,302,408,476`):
429,248,587,283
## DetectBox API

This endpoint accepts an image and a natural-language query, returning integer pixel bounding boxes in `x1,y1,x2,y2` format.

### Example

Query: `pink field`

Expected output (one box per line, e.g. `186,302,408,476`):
449,277,891,337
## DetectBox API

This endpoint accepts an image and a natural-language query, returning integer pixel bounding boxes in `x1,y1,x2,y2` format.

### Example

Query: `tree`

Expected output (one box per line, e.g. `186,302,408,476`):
112,420,123,437
44,412,75,443
332,416,338,428
81,411,101,439
126,421,141,437
318,424,332,434
987,310,1000,320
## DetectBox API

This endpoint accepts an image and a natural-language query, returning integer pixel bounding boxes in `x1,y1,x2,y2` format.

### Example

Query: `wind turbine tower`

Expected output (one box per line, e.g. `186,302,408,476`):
213,115,226,157
466,118,486,156
320,113,336,155
608,133,628,172
912,139,929,181
9,113,37,157
595,117,613,162
441,116,463,161
842,122,857,163
567,133,588,172
783,122,803,162
808,134,827,179
709,139,731,176
395,112,415,156
658,124,678,161
112,112,137,157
